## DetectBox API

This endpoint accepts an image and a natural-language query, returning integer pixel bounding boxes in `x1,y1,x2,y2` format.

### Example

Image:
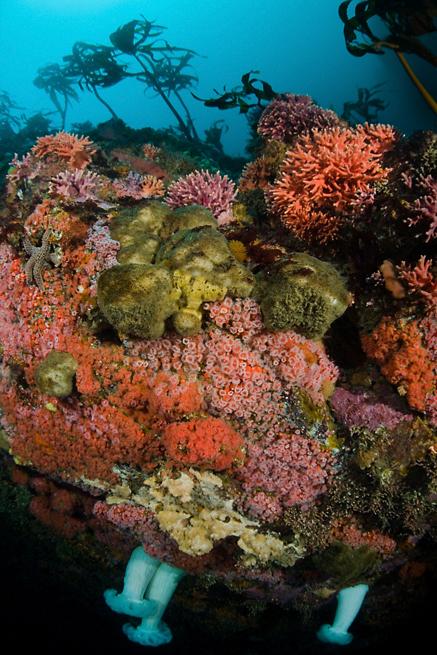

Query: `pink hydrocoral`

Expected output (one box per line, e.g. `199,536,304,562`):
398,256,437,308
258,93,338,143
161,416,246,471
405,174,437,241
268,124,396,244
49,169,103,202
32,131,96,169
113,171,165,199
165,170,237,225
7,153,42,185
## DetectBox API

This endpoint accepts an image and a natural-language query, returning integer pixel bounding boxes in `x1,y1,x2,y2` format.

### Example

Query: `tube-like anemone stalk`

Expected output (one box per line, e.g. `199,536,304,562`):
104,546,160,618
317,584,369,645
123,562,186,647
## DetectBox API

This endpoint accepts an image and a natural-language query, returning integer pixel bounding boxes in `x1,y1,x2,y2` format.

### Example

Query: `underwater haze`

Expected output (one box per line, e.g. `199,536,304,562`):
1,0,436,156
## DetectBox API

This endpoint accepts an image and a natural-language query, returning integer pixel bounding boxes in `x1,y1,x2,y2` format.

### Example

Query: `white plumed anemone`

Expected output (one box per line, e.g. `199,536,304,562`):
104,546,160,618
123,562,186,647
317,584,369,645
104,547,186,647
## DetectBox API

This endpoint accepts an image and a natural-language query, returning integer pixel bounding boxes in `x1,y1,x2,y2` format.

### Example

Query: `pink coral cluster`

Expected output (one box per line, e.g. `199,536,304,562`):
165,170,237,225
49,169,103,202
268,124,396,243
258,93,338,143
406,174,437,241
398,256,437,308
237,429,335,521
113,171,165,199
126,297,338,442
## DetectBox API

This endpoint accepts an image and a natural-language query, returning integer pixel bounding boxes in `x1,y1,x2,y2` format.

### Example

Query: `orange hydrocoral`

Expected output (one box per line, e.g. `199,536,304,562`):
110,149,167,179
238,156,275,193
361,317,436,412
143,143,162,160
398,256,437,308
268,123,396,244
141,174,165,198
32,131,96,169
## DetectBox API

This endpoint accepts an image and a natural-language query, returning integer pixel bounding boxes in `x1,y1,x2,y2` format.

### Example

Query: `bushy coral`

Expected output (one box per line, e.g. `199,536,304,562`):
49,169,103,202
405,174,437,241
398,256,437,308
268,124,396,243
258,93,338,143
165,170,237,225
32,131,96,169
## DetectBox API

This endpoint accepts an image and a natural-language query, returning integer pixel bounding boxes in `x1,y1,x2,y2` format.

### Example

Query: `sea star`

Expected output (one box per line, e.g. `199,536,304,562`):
23,227,61,292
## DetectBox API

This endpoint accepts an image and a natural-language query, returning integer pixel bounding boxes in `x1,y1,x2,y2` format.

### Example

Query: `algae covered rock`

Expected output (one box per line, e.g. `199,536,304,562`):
168,204,218,235
110,199,172,247
252,253,350,340
98,207,255,338
34,350,79,398
116,235,162,265
112,203,217,266
97,263,180,339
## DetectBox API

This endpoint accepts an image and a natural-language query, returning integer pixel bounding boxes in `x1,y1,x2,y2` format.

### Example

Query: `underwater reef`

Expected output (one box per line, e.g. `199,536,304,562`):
1,92,437,650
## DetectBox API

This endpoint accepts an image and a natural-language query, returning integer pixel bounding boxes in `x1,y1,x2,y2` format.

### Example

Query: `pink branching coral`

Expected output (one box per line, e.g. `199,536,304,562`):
32,131,96,169
268,124,396,243
165,170,237,225
49,169,103,202
407,174,437,241
7,153,41,185
258,93,338,143
113,171,165,199
398,256,437,308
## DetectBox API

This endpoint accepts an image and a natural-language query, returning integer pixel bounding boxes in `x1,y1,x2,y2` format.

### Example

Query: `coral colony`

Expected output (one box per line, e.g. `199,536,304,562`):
1,89,437,648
